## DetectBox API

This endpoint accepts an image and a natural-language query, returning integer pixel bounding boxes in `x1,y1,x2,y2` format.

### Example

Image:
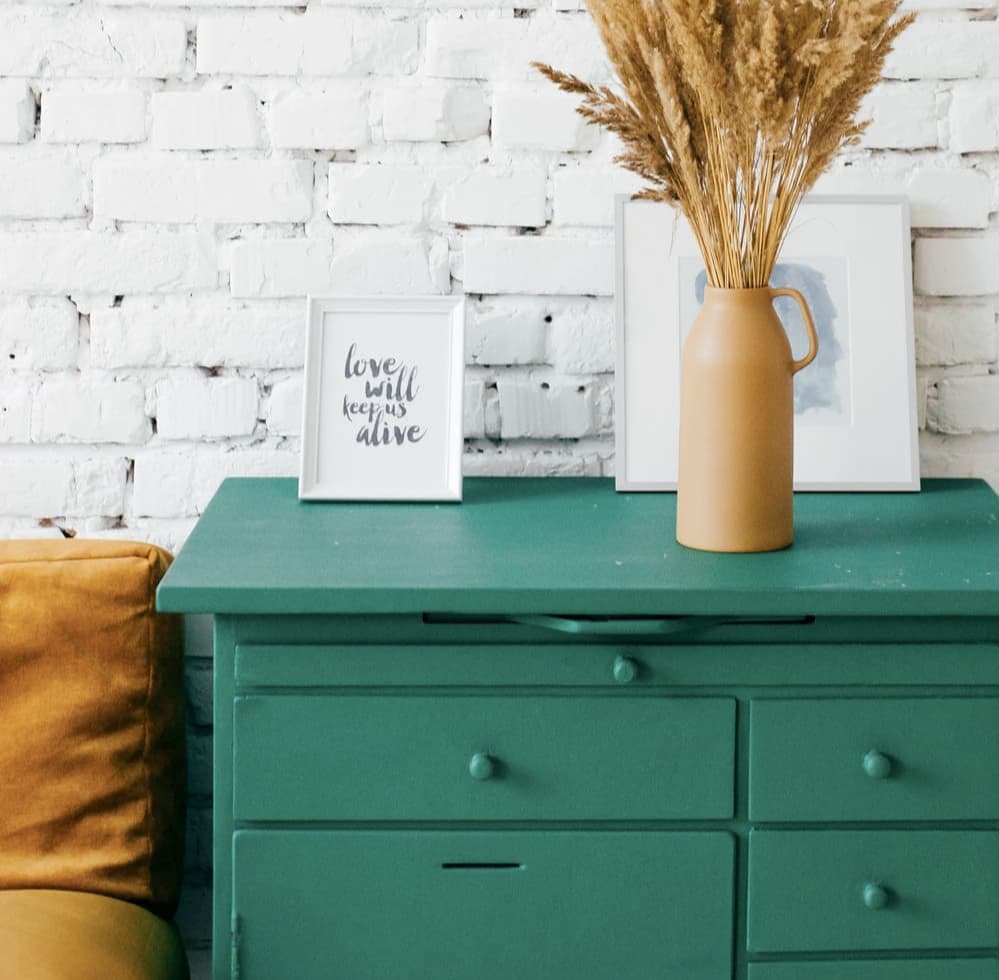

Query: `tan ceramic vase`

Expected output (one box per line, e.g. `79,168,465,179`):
676,286,819,553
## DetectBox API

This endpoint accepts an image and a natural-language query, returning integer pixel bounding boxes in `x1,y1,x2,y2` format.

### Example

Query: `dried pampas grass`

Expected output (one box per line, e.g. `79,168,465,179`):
535,0,914,288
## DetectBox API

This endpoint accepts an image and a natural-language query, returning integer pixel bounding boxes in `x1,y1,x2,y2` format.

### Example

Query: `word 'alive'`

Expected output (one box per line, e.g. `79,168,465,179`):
342,342,426,447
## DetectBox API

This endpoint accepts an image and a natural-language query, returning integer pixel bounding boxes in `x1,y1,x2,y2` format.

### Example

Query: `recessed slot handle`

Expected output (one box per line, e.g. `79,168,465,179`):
422,613,815,635
441,862,523,871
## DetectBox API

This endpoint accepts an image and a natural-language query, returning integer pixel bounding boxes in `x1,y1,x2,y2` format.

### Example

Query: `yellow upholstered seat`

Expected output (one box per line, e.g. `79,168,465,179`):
0,540,188,979
0,890,189,980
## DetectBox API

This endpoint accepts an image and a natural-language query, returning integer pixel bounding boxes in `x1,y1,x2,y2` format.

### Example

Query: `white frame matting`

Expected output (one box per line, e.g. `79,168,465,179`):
300,296,465,502
615,195,920,492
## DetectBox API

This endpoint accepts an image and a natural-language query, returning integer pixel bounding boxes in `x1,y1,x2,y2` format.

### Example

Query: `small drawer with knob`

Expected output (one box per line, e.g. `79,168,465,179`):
232,694,735,822
747,829,999,953
748,698,999,822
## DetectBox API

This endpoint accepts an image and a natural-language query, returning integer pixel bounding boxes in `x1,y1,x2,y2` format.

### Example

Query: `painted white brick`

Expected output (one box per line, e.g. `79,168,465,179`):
442,169,546,228
920,433,999,494
151,89,262,150
322,0,543,7
929,376,999,434
70,458,128,517
0,232,217,294
884,20,999,80
229,239,335,298
463,236,614,295
41,90,146,144
908,169,993,229
0,299,78,372
425,13,606,82
132,448,298,518
915,236,999,296
177,160,314,224
94,157,313,224
91,297,304,369
156,378,259,440
915,304,998,366
463,445,605,476
0,458,73,515
0,9,187,77
265,376,303,435
950,82,999,153
552,168,644,226
497,376,597,438
329,163,431,225
104,0,290,6
464,377,485,438
32,379,150,444
382,82,489,142
467,296,548,365
0,381,34,442
0,82,35,143
492,85,597,152
0,151,86,219
197,11,418,76
424,16,528,79
814,161,993,230
270,87,369,149
93,155,192,222
328,235,450,295
547,300,614,373
862,84,939,149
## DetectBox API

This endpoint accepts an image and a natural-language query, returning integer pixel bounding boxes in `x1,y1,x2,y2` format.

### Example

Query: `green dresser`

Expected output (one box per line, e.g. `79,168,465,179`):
157,478,999,980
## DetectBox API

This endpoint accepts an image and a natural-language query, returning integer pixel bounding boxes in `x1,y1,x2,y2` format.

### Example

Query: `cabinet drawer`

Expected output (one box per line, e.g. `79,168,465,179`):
748,830,999,952
233,695,735,821
749,698,999,821
748,963,999,980
233,830,734,980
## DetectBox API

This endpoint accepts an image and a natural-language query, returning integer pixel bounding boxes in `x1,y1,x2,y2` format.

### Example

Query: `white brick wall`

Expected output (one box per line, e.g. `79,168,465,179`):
0,3,997,970
41,89,148,144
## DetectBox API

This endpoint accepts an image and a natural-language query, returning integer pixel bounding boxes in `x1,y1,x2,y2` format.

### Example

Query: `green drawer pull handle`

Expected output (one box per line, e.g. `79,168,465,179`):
507,615,721,636
863,750,893,780
469,753,496,781
612,655,639,684
863,882,890,910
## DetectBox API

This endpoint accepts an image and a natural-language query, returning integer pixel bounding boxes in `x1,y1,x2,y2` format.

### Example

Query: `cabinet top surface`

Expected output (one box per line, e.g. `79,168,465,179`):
156,477,999,617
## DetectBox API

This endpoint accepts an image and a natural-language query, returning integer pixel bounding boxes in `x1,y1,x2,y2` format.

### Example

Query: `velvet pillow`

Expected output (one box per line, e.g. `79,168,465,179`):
0,541,185,917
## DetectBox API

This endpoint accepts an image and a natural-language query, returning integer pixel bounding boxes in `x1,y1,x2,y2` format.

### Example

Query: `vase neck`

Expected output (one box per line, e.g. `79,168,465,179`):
701,286,781,317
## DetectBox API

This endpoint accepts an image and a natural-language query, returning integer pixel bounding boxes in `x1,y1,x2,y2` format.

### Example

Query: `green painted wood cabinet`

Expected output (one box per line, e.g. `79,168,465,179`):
157,477,999,980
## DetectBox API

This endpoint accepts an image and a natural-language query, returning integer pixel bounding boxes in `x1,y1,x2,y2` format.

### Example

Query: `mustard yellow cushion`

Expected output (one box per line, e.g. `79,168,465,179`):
0,541,185,917
0,889,189,980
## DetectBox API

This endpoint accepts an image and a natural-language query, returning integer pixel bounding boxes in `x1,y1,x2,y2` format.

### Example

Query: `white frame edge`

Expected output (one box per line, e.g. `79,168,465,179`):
299,295,466,503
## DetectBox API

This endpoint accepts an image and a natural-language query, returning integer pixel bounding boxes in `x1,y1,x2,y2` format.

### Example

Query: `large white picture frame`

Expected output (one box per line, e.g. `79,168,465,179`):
300,296,465,502
615,195,920,492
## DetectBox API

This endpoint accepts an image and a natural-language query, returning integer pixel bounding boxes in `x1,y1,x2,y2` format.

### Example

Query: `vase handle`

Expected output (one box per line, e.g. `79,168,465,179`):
770,287,819,375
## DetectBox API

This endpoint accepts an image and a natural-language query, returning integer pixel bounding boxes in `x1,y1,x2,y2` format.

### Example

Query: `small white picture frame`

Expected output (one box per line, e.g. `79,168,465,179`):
300,296,465,502
615,194,920,492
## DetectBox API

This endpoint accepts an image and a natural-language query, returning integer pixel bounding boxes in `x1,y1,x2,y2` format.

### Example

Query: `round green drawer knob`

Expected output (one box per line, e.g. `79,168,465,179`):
612,655,639,685
863,750,893,780
863,883,890,910
469,753,496,781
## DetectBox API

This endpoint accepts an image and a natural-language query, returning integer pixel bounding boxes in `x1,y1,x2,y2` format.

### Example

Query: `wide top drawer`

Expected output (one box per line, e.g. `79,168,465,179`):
233,694,735,822
234,644,999,690
750,697,999,821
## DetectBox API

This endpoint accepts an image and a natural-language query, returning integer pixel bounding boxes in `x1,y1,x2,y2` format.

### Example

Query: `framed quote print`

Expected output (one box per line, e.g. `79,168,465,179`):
299,296,465,502
615,195,920,492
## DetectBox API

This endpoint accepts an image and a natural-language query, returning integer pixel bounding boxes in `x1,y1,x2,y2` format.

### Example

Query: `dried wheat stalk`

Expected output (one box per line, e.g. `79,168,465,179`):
535,0,914,288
